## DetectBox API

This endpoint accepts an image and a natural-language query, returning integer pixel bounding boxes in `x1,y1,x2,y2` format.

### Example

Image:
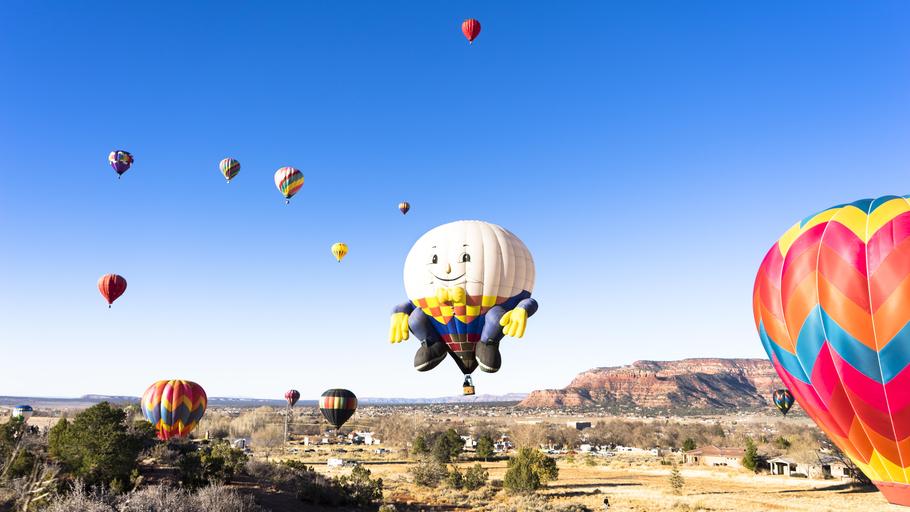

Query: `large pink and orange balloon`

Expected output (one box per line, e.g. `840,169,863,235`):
754,196,910,506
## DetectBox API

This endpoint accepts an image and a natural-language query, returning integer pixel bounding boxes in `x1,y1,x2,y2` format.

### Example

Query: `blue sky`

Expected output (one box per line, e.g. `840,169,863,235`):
1,2,909,399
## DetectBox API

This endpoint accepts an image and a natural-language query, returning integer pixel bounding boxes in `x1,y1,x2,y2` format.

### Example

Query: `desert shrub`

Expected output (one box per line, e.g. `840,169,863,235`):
47,402,151,487
147,443,180,465
773,436,791,450
336,465,383,507
178,441,247,487
584,454,597,466
503,448,559,493
463,463,489,490
379,505,398,512
682,438,697,451
447,465,464,488
43,484,115,512
409,459,448,487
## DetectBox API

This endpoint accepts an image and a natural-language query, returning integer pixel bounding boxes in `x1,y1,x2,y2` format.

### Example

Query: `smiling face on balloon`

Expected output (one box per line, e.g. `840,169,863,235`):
404,221,535,307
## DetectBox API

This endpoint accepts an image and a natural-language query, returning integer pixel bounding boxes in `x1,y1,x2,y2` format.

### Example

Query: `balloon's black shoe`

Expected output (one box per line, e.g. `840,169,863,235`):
414,342,447,372
476,340,501,373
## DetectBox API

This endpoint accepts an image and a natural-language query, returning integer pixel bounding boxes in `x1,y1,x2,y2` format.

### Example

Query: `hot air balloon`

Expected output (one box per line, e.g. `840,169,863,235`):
319,389,357,429
285,389,300,407
753,195,910,506
141,380,207,441
389,221,538,395
108,150,134,178
274,167,304,204
399,202,410,215
98,274,127,308
12,405,33,423
331,243,348,263
462,19,481,43
772,389,794,416
219,158,240,183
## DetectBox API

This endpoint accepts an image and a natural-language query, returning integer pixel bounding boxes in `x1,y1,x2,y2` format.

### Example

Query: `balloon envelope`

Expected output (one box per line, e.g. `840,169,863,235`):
753,196,910,506
219,158,240,182
403,221,535,374
274,167,304,201
285,389,300,407
98,274,127,306
462,19,481,43
772,389,794,416
141,380,207,440
12,405,33,422
331,243,348,262
319,389,357,429
108,150,133,176
399,202,410,215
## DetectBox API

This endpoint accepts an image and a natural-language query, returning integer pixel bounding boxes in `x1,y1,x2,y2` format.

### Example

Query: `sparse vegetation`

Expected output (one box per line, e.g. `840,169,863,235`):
742,437,759,472
409,458,448,487
669,464,685,494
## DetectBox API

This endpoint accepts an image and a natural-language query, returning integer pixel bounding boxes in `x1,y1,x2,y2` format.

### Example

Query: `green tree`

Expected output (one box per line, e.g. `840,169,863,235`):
476,435,495,461
47,402,151,486
503,447,559,493
742,437,759,472
682,438,697,451
408,459,447,487
412,434,429,456
178,440,248,487
669,464,685,495
337,465,384,507
432,429,463,463
0,417,27,479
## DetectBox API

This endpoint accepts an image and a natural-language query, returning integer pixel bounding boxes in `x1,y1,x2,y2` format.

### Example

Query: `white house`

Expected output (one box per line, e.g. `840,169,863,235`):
462,435,477,450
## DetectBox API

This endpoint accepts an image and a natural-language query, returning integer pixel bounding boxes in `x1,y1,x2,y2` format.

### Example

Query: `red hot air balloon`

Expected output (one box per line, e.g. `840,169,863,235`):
98,274,127,308
285,389,300,407
462,19,481,44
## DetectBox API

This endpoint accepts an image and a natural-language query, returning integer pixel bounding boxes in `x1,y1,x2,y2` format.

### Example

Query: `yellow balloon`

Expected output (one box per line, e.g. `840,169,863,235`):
331,242,348,262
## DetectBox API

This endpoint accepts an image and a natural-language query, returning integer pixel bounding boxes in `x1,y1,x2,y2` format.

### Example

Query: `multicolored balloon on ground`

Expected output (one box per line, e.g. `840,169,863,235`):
319,389,357,429
274,167,304,204
331,243,348,263
98,274,127,308
753,196,910,506
462,19,481,43
12,405,33,422
285,389,300,407
141,380,207,441
108,150,133,178
399,202,410,215
772,389,794,416
389,221,539,388
219,158,240,183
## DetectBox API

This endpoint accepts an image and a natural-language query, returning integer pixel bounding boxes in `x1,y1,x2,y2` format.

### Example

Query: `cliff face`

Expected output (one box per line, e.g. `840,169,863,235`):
518,358,782,412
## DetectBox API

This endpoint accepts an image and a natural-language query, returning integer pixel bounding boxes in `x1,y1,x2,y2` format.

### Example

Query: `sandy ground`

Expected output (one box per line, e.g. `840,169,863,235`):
302,457,904,511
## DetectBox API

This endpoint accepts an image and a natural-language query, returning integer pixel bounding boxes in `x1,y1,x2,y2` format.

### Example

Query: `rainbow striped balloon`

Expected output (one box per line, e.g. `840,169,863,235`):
319,388,357,429
219,158,240,183
754,196,910,506
274,166,304,204
141,380,207,441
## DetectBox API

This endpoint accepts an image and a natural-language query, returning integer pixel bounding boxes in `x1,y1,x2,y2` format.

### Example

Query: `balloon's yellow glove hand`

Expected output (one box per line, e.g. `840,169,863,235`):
500,307,529,338
389,312,410,343
435,286,466,305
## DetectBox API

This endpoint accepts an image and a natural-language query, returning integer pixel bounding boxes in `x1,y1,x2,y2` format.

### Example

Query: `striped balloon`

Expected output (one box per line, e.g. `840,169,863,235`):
98,274,127,308
12,405,33,422
219,158,240,183
285,389,300,407
319,388,357,429
141,380,207,441
754,196,910,506
331,242,348,263
274,167,304,204
462,19,481,43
